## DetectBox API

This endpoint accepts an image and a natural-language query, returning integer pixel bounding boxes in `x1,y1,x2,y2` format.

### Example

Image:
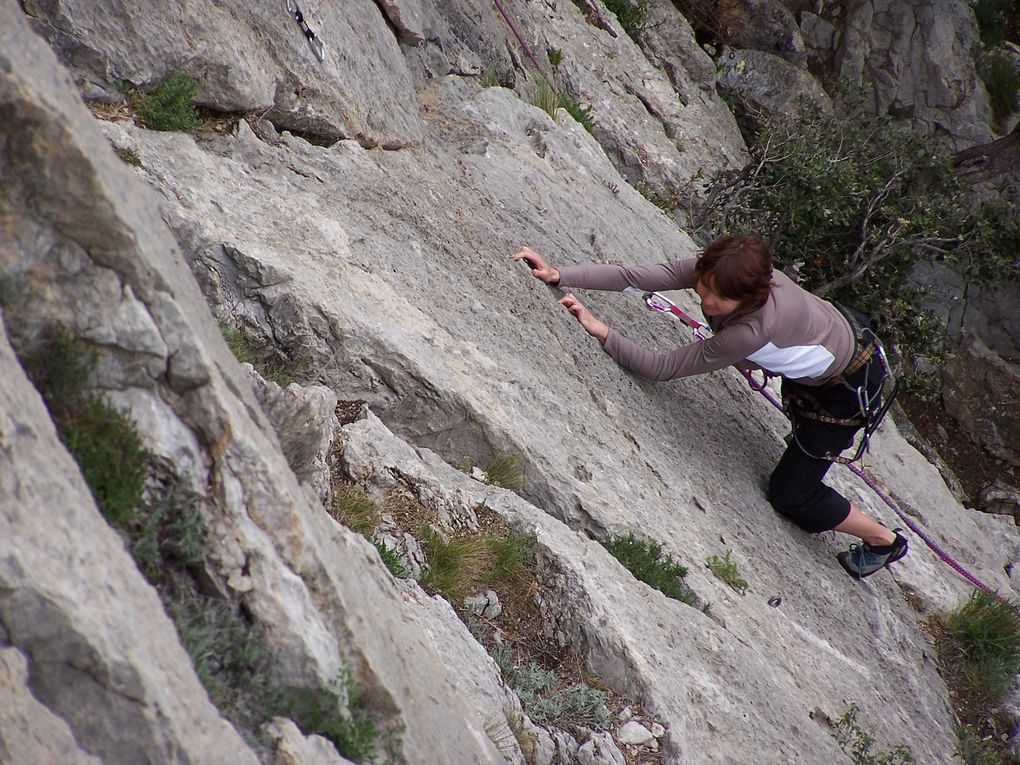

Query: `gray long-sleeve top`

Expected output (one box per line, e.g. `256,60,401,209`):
556,258,856,386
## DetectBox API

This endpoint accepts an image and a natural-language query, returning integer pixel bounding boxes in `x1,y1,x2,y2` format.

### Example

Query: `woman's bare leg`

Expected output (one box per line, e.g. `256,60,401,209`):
833,504,897,546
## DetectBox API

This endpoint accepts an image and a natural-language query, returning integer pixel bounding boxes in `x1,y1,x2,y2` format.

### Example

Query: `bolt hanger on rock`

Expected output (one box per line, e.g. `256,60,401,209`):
286,0,325,62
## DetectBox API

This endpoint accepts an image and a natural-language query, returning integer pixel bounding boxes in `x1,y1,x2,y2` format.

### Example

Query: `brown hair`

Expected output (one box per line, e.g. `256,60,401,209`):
694,234,773,315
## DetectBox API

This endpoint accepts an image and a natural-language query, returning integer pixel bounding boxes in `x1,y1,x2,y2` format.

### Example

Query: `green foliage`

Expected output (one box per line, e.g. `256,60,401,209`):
604,0,649,41
114,145,143,167
167,588,281,739
979,50,1020,124
134,73,202,132
283,672,388,764
599,533,703,608
559,92,595,134
420,527,533,603
499,659,611,727
374,541,410,578
941,591,1020,705
547,48,564,70
22,326,150,530
480,61,505,88
528,81,595,132
529,80,562,118
130,485,207,578
705,550,749,595
972,0,1013,46
331,484,382,535
217,316,300,386
695,89,1020,388
955,724,1011,765
484,452,525,489
832,703,915,765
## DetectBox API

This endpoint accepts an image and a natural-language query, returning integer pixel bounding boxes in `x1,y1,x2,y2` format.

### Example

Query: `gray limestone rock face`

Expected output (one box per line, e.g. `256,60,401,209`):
835,0,994,147
717,46,832,118
21,0,423,147
715,0,808,66
0,316,261,764
0,648,103,765
0,8,514,763
942,334,1020,468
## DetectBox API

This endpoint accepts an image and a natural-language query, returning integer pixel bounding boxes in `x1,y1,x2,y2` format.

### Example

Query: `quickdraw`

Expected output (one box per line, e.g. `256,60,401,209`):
286,0,325,62
625,286,1009,604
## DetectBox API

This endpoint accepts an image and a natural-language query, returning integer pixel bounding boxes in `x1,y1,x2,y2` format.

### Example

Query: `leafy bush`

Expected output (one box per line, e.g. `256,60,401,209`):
955,723,1011,765
599,533,704,609
547,48,564,69
134,74,202,132
705,550,749,595
694,89,1020,391
832,703,915,765
559,92,595,134
972,0,1014,46
979,50,1020,124
604,0,649,41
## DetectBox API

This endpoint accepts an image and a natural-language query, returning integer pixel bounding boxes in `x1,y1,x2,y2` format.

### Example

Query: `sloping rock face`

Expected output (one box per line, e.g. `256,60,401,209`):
21,0,423,147
834,0,994,146
4,4,1020,765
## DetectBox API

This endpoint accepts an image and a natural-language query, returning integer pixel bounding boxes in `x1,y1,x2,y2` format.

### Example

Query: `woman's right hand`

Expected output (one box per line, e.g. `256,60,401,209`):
513,246,560,285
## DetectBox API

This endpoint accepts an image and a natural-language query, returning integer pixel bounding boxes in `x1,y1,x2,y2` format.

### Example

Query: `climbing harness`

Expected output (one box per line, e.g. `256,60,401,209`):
286,0,325,62
625,287,1010,604
784,305,900,466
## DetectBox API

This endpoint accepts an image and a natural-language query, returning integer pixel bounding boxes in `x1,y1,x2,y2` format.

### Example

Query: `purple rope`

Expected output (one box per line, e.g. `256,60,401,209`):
490,0,544,72
636,289,1008,600
741,366,1006,601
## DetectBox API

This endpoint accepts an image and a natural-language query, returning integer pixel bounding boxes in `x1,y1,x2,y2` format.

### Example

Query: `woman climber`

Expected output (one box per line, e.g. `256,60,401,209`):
513,234,908,579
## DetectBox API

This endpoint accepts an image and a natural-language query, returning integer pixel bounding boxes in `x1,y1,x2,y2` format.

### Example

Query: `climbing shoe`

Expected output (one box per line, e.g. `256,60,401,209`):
837,529,908,579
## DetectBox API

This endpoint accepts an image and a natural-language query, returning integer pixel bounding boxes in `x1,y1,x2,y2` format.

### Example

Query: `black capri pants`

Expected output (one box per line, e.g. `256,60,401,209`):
767,348,886,533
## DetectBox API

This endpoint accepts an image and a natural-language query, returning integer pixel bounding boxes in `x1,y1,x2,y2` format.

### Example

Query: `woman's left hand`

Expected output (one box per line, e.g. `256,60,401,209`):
558,293,609,344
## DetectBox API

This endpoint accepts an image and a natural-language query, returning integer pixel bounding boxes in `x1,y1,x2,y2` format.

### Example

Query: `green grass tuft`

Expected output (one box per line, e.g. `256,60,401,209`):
420,527,533,603
216,316,301,387
599,533,703,608
529,80,561,118
484,452,525,489
134,73,202,132
705,550,749,595
941,591,1020,705
330,484,382,535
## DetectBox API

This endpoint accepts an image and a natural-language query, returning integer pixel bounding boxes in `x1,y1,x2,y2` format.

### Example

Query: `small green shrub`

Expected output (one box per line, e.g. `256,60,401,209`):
22,327,150,530
941,591,1020,705
166,586,281,743
604,0,649,41
705,550,749,595
599,533,702,608
114,145,143,166
547,48,564,69
500,660,611,727
134,73,201,132
375,541,410,578
484,452,525,490
955,724,1011,765
283,672,385,764
973,0,1013,46
979,50,1020,124
832,703,915,765
217,317,300,386
559,92,595,134
330,484,381,535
